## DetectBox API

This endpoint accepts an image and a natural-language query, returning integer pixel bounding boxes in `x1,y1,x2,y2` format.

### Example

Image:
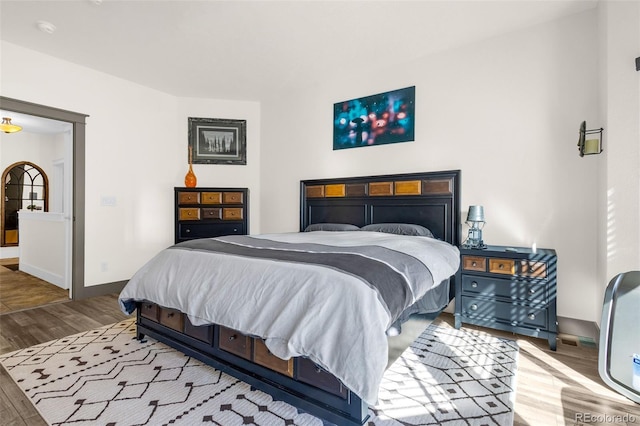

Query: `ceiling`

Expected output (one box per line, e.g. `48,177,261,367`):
0,110,71,134
1,0,597,103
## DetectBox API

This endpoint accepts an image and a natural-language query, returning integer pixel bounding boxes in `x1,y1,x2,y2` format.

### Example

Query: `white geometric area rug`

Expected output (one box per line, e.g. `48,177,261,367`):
0,319,518,426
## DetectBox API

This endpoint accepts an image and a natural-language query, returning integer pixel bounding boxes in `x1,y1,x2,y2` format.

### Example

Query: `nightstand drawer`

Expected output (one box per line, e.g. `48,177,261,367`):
461,275,546,303
519,260,547,278
462,255,486,272
461,296,547,329
489,258,516,275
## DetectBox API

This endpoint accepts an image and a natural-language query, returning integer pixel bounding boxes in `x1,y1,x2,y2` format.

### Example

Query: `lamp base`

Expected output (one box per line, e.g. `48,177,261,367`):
462,242,487,249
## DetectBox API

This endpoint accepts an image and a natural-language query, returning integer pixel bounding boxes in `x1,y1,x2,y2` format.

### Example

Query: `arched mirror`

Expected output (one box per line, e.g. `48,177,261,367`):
1,161,49,246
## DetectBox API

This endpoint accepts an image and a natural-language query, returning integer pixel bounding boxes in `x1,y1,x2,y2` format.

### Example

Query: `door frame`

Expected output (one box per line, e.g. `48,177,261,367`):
0,96,89,298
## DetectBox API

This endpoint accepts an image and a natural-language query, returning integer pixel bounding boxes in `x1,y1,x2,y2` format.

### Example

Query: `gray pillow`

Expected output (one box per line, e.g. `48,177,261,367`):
304,223,360,232
361,223,434,237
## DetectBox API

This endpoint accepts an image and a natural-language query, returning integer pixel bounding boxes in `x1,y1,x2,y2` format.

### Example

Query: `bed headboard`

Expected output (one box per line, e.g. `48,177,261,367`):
300,170,461,245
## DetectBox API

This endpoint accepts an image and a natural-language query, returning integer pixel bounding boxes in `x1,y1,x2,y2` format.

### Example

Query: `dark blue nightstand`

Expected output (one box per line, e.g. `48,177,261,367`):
455,245,558,350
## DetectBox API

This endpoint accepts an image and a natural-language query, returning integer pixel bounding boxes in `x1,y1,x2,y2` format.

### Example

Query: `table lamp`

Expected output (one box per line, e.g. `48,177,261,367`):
463,205,487,249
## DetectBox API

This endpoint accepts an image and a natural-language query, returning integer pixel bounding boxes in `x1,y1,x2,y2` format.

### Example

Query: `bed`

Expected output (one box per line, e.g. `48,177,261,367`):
118,170,462,426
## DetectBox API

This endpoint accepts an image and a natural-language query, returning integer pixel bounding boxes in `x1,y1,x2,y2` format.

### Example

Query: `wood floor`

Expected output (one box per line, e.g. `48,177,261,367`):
0,289,638,425
0,258,69,314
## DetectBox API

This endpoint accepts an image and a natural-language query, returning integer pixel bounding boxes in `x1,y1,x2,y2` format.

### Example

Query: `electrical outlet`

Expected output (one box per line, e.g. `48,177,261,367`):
101,196,116,207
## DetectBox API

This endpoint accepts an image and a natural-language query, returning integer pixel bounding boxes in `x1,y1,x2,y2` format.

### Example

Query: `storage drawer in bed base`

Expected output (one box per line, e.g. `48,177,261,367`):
135,305,368,426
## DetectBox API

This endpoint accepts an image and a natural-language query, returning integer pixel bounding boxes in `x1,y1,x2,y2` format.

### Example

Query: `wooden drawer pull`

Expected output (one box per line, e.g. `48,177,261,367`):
528,313,536,320
167,313,174,317
470,304,478,311
472,261,477,267
471,281,478,288
228,334,237,341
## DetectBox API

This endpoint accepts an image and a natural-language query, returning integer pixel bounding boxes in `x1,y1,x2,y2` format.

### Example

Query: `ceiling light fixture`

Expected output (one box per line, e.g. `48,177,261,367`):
36,20,57,34
0,117,23,133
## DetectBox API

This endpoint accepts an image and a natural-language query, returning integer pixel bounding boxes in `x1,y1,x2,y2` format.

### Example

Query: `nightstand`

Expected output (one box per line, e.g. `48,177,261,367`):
455,245,558,350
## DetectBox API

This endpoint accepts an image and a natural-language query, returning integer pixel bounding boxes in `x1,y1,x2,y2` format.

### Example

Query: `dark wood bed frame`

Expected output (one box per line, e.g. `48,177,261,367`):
135,170,461,426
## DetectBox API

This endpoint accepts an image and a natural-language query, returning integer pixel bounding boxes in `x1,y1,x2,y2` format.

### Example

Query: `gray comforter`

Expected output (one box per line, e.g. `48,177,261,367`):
118,231,460,405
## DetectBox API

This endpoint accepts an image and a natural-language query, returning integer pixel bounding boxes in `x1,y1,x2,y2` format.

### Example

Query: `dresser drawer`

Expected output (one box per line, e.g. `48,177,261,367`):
139,302,159,322
184,317,213,344
222,192,244,204
253,339,294,378
178,191,200,204
518,260,547,278
179,207,200,221
222,208,243,220
201,208,222,220
159,307,184,332
297,358,347,399
201,192,222,204
177,223,245,240
461,296,547,329
218,326,252,360
461,275,546,303
489,258,516,275
462,255,486,272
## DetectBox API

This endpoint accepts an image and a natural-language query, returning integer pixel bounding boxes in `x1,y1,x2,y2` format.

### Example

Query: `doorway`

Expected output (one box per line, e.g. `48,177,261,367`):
1,162,49,246
0,96,87,300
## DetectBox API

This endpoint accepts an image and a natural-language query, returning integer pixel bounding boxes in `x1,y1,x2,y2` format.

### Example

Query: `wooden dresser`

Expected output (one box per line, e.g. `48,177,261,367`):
455,245,558,350
174,187,249,243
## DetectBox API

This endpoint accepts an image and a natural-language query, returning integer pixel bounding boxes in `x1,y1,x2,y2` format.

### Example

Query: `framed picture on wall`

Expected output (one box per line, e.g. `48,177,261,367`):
333,86,415,150
188,117,247,165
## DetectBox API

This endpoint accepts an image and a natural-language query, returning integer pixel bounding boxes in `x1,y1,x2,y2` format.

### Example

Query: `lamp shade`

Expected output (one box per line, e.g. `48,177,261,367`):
0,117,22,133
466,205,485,222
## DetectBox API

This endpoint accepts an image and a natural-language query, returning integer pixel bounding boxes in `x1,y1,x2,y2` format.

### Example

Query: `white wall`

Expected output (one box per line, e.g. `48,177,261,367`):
260,10,602,322
176,97,261,233
18,211,66,288
1,41,261,286
598,0,640,318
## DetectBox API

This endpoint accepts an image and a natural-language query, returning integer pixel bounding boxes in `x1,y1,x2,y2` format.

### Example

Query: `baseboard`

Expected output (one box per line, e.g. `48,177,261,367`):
74,280,127,299
558,316,599,342
19,262,66,289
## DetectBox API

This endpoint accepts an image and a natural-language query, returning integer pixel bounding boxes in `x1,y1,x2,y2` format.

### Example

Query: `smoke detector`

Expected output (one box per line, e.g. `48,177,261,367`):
36,20,57,34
